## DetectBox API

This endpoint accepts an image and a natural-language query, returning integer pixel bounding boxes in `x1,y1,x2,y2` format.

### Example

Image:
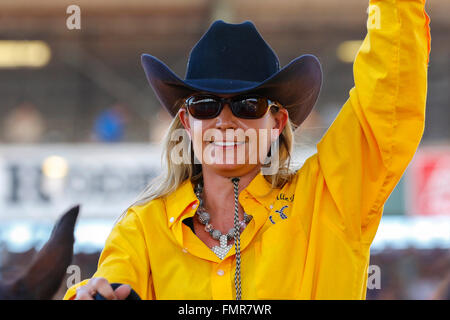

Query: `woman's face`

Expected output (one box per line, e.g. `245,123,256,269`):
178,94,289,177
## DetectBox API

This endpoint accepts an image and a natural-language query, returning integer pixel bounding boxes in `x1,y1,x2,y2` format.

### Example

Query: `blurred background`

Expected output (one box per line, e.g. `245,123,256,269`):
0,0,449,300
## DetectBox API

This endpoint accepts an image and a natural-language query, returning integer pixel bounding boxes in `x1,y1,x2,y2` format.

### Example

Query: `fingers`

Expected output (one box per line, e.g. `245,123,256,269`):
74,277,116,300
75,285,94,300
90,277,117,300
114,284,131,300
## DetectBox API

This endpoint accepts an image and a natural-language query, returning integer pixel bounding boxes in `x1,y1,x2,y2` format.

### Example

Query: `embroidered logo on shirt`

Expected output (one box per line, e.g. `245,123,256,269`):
276,205,288,219
268,192,294,224
269,205,289,224
276,193,295,202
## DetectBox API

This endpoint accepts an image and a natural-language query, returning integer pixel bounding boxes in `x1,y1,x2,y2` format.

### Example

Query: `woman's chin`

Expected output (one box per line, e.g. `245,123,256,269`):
203,162,261,177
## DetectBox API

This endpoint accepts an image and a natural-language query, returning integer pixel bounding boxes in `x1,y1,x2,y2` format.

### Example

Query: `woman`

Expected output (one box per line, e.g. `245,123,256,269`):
65,0,431,300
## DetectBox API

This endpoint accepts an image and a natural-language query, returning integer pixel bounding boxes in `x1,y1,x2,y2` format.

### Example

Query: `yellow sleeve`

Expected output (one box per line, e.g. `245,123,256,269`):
316,0,431,243
63,207,153,300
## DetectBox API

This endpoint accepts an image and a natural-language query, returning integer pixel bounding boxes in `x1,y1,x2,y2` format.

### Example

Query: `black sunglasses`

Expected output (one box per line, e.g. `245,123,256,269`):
184,94,280,120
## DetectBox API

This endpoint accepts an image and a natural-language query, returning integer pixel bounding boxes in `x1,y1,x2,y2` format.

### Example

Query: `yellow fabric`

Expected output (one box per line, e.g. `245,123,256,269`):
63,0,431,300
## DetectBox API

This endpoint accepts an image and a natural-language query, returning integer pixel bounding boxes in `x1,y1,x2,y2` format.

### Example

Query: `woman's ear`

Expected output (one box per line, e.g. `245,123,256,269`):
273,107,289,133
178,108,192,139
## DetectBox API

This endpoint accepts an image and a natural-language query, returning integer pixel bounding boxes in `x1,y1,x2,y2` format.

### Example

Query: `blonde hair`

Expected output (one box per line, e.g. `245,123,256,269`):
121,100,297,216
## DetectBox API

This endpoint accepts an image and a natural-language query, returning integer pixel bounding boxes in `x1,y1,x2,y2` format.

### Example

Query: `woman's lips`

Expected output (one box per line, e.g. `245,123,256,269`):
211,141,246,147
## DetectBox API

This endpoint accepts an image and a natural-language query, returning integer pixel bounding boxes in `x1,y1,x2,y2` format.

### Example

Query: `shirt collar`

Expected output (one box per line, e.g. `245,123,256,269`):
164,179,198,227
242,170,280,211
164,170,278,227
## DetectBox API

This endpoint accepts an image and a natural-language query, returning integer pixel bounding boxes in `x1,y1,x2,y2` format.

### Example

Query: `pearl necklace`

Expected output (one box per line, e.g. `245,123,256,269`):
194,181,252,260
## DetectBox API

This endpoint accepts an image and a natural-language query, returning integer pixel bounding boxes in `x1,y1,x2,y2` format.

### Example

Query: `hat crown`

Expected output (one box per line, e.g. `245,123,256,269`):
185,20,280,83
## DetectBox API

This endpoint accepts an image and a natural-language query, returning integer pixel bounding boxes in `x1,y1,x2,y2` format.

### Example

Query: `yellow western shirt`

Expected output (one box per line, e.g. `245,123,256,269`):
64,0,431,300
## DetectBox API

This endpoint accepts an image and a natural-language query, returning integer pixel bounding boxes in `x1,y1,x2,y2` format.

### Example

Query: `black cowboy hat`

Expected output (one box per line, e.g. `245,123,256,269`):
141,19,322,127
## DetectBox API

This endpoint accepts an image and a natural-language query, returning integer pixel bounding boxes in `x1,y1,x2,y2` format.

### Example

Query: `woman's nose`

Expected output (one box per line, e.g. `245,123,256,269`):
215,103,238,129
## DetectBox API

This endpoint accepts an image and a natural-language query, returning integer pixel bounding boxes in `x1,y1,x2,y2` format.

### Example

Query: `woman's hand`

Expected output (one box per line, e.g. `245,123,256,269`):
74,277,131,300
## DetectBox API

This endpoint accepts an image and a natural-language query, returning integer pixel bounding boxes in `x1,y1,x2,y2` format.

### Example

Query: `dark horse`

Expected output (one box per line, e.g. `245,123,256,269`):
0,205,79,300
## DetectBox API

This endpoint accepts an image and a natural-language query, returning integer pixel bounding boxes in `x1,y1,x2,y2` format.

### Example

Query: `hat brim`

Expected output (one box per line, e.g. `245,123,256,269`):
141,53,322,127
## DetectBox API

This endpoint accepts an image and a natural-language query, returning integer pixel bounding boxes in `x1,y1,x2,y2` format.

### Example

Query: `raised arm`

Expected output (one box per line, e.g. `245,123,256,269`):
315,0,431,243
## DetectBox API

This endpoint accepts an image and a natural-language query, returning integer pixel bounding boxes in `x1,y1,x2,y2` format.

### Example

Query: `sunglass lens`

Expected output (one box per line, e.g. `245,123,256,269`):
187,96,221,119
232,97,268,119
